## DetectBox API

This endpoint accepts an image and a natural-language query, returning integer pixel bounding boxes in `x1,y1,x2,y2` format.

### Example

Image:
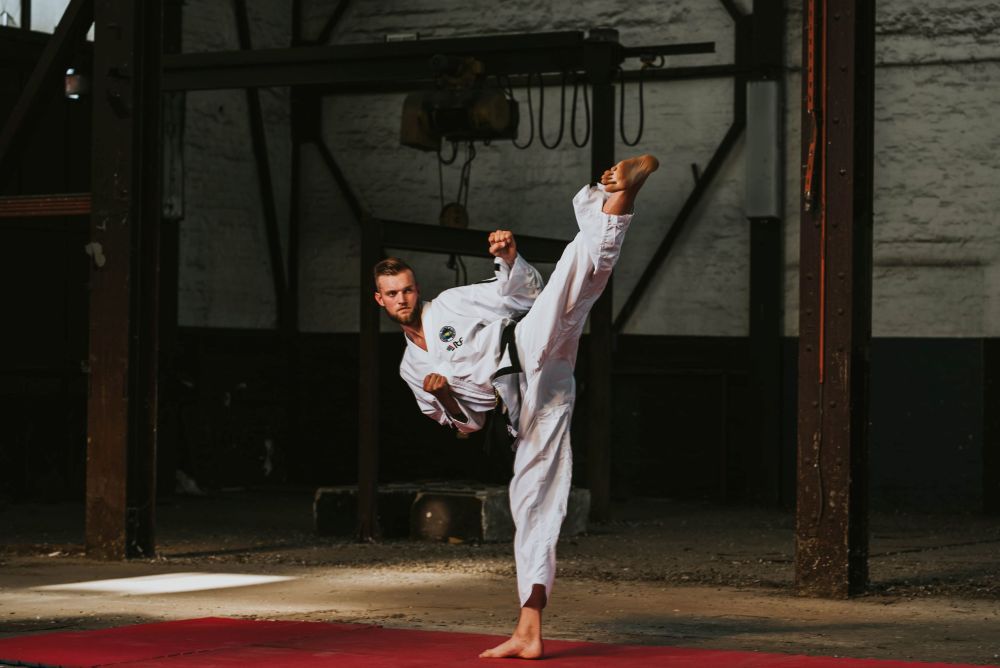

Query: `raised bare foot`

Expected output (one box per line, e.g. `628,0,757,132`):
478,633,543,660
600,154,659,193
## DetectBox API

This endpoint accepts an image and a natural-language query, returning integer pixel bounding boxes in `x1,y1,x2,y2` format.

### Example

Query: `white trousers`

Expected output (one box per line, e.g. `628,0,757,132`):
509,183,632,606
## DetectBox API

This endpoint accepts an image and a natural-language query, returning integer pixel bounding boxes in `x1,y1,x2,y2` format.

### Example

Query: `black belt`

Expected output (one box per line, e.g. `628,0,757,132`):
486,321,521,454
494,321,521,379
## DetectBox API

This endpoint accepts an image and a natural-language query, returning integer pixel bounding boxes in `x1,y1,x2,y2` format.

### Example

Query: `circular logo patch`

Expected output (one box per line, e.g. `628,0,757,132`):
439,326,456,343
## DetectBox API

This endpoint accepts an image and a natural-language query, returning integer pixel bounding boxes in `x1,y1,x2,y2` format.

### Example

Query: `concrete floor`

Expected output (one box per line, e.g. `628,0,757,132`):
1,490,998,665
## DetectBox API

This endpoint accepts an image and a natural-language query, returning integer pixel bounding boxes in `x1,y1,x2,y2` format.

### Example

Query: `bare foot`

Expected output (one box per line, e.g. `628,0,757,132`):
478,633,543,659
600,154,659,193
480,601,544,659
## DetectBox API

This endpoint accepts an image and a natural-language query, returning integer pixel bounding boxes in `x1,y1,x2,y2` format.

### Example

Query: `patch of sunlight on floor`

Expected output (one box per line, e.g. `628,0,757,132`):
35,572,295,595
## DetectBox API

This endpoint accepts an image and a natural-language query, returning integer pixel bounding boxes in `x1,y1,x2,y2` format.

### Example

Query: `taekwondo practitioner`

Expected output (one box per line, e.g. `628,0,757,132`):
372,154,658,659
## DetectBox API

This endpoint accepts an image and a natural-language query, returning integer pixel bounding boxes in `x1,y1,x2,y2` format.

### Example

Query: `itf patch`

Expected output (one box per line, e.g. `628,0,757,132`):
439,325,457,343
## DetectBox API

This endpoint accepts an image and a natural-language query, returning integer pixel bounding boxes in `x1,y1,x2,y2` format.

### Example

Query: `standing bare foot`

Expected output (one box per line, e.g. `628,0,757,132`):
600,154,659,193
478,633,543,660
479,605,544,659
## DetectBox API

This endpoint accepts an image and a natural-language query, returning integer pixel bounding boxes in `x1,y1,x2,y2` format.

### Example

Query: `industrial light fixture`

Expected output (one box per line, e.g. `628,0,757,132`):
64,67,89,100
400,56,519,152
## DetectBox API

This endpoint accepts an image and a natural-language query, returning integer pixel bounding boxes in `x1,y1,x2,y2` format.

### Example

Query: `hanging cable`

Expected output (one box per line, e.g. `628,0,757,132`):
443,142,476,286
619,65,645,147
456,141,476,207
503,74,534,150
437,140,459,166
570,71,591,148
437,155,445,211
446,253,468,285
538,71,567,149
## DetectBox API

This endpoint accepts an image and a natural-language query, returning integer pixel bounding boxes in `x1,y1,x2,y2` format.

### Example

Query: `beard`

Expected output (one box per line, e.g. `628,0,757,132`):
388,300,422,326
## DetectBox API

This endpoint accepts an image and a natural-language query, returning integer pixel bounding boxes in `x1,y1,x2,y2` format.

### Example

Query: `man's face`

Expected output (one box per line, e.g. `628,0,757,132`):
374,269,421,326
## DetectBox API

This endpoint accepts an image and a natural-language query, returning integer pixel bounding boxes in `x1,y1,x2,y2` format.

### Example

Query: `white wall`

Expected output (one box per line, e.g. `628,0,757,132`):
179,0,291,328
179,0,1000,338
300,0,749,334
784,1,1000,337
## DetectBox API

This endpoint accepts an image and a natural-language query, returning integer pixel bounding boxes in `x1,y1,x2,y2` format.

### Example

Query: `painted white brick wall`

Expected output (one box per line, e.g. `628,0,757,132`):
180,0,1000,338
784,1,1000,337
300,0,748,333
180,0,291,328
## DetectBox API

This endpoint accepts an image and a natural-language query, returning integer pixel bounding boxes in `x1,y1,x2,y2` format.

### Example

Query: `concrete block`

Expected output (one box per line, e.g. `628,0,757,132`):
315,482,590,542
313,483,420,538
411,484,590,543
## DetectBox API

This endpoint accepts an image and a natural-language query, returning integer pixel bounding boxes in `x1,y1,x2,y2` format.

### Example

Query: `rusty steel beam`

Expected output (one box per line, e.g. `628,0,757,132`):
795,0,875,597
314,138,365,222
161,32,714,92
0,0,93,187
377,218,566,264
314,0,349,45
0,193,90,217
86,0,163,560
303,64,740,97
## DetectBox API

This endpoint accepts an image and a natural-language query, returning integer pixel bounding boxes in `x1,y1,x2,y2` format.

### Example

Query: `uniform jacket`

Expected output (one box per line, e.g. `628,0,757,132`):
399,254,544,434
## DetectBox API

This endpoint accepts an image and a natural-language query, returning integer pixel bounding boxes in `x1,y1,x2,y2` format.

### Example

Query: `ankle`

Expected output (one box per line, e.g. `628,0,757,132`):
515,609,541,634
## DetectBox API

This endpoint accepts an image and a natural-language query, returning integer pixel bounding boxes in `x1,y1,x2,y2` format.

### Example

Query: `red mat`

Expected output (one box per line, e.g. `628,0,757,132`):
0,617,983,667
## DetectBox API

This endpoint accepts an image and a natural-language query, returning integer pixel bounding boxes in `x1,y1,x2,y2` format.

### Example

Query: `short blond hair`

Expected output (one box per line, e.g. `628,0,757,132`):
372,257,414,290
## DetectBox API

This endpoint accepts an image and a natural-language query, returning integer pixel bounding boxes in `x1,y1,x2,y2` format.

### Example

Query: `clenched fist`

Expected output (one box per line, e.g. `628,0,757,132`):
488,229,517,267
423,372,451,398
423,372,467,422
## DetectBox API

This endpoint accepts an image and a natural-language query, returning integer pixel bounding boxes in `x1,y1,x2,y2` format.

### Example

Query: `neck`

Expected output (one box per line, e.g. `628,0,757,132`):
401,313,425,350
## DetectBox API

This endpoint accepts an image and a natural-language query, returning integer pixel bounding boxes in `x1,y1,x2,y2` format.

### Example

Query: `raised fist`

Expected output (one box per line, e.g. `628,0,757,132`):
488,229,517,266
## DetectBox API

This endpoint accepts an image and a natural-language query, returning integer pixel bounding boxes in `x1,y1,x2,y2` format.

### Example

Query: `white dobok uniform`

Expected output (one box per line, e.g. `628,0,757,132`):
399,183,632,606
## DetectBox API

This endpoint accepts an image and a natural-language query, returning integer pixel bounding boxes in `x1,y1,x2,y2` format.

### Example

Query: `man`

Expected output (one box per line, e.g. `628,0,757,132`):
372,155,658,658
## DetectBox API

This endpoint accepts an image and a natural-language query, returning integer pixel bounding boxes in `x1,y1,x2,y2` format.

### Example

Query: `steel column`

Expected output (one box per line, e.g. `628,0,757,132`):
584,34,616,522
156,0,184,501
749,216,783,502
984,339,1000,514
795,0,875,597
85,0,163,559
747,0,785,505
358,213,381,541
286,0,303,486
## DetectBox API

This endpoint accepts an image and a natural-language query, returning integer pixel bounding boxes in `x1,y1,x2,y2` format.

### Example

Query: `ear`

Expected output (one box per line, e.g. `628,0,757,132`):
373,291,385,307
